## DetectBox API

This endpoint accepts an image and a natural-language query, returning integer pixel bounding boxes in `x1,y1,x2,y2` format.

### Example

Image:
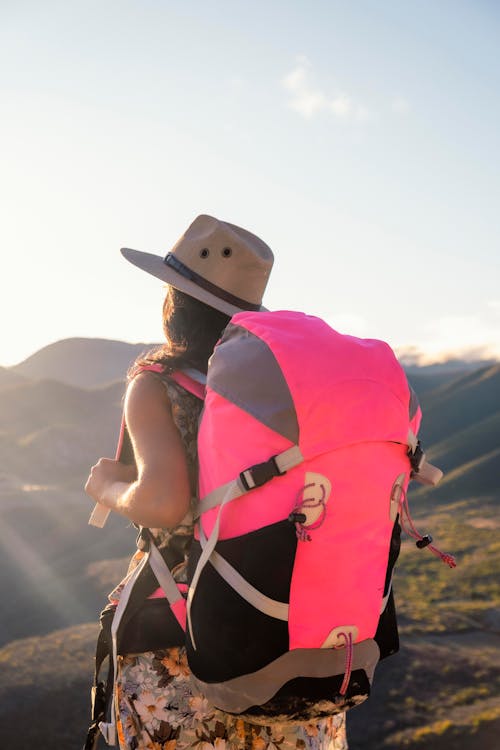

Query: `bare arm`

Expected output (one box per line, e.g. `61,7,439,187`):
85,372,191,528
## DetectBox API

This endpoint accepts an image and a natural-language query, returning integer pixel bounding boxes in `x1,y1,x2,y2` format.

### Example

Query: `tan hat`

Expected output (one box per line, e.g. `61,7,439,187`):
121,214,274,316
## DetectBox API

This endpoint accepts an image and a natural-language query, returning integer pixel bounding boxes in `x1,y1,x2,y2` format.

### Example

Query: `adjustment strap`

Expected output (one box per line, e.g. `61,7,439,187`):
196,445,303,518
187,484,235,649
198,523,289,621
148,543,185,608
170,368,206,400
240,453,285,491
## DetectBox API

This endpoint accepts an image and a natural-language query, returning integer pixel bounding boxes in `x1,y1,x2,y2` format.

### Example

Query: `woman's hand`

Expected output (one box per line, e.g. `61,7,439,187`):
85,458,137,505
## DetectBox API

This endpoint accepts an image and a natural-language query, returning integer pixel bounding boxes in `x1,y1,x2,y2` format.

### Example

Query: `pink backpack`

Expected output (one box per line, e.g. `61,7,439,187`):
185,310,455,722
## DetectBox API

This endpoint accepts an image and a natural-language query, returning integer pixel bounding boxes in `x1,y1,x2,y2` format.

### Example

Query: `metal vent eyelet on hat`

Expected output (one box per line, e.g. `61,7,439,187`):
222,247,232,257
199,248,210,258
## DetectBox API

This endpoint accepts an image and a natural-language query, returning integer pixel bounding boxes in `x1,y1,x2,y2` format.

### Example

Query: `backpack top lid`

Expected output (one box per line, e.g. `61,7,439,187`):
207,310,417,459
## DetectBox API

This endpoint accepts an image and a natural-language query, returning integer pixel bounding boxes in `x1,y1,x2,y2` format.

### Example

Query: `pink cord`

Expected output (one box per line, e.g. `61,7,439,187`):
337,631,354,696
399,488,457,568
114,415,126,460
291,483,327,541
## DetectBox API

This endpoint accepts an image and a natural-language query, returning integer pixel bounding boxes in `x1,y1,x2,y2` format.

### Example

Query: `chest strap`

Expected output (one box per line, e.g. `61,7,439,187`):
196,444,303,519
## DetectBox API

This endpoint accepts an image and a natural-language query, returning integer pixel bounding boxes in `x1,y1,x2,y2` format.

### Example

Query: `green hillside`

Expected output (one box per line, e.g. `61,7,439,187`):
0,624,97,750
0,490,134,646
416,449,500,506
0,378,124,438
426,411,500,471
418,364,500,445
0,379,124,486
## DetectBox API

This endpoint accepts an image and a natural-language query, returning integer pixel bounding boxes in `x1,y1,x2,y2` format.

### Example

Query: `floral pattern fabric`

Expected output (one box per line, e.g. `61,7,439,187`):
115,648,348,750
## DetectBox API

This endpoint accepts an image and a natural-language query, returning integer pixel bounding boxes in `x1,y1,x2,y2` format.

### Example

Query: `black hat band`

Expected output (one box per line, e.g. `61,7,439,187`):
164,253,261,312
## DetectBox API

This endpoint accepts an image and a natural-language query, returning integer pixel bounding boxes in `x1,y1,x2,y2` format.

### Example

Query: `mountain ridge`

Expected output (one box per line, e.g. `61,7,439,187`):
11,337,159,388
9,336,499,389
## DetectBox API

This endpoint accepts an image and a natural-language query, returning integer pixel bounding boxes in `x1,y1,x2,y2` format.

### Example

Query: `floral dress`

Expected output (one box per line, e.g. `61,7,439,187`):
109,375,348,750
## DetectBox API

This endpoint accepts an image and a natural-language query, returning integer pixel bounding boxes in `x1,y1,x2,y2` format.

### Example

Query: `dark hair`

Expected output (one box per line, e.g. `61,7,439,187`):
130,286,231,378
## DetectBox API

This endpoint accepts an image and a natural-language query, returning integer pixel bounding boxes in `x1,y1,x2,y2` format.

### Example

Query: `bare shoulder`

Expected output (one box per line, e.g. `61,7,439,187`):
125,371,172,423
119,371,190,526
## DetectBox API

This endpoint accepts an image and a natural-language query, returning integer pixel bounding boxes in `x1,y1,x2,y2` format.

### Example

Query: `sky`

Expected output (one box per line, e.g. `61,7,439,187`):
1,0,499,367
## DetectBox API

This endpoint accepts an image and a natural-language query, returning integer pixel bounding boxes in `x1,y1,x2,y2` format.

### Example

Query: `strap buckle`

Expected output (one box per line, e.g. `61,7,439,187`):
239,455,285,491
408,440,425,475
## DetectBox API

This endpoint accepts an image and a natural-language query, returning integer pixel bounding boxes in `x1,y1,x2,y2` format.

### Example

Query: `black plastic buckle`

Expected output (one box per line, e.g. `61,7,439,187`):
408,440,425,474
416,534,433,549
239,455,284,491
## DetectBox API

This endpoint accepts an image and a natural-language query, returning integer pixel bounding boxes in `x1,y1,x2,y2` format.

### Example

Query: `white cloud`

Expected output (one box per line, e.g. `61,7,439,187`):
397,343,498,366
330,94,351,118
282,57,371,122
395,311,500,364
322,308,499,366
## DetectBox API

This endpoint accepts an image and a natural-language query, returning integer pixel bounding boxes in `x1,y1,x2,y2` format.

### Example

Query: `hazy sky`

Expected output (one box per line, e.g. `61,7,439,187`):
2,0,499,366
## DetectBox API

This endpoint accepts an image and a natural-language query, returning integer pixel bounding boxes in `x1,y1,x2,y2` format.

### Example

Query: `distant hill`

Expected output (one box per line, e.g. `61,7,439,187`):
0,366,28,390
411,364,500,504
0,378,123,438
11,337,159,388
399,350,497,374
418,364,500,444
0,379,124,486
406,368,472,396
10,336,498,390
0,623,97,750
0,488,133,646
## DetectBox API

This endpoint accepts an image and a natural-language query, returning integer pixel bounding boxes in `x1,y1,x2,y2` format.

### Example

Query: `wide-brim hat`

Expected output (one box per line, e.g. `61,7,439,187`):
121,214,274,316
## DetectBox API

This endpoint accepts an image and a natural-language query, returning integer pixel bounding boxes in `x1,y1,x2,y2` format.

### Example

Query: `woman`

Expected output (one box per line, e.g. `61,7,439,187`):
85,214,348,750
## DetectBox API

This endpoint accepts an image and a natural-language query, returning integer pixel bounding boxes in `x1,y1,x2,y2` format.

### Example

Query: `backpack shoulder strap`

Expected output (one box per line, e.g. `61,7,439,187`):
131,363,206,400
170,368,206,400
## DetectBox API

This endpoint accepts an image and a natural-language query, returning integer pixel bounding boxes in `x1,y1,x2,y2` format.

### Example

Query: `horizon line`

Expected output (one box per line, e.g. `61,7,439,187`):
2,335,500,370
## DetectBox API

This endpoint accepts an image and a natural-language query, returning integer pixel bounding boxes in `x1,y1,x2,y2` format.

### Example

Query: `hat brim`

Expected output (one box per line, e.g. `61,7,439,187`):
121,247,267,317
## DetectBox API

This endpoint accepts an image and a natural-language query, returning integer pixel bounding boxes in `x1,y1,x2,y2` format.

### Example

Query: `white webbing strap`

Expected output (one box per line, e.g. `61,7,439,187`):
186,483,235,650
194,478,244,520
99,539,184,745
148,543,184,606
181,367,207,386
196,445,304,518
99,551,150,745
270,444,304,471
198,523,289,621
